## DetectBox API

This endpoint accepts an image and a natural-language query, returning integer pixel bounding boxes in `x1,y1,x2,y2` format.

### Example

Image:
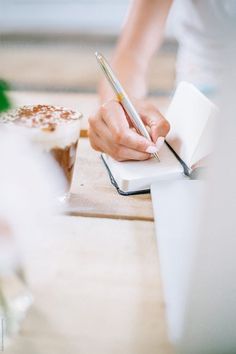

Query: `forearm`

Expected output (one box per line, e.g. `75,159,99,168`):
114,0,173,74
100,0,173,101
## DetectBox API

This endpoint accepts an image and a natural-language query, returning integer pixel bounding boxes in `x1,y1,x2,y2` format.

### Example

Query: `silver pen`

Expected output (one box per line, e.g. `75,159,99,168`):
95,52,160,161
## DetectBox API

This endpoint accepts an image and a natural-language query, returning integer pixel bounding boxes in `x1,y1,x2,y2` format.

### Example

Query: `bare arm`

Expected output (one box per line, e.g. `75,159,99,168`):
89,0,173,161
100,0,173,101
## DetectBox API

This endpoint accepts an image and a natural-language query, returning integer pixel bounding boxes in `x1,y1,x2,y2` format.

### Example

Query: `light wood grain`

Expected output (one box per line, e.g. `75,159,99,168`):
68,138,154,221
5,216,173,354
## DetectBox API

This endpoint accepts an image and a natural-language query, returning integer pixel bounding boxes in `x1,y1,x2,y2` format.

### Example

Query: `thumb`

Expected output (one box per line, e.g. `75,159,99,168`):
140,106,170,143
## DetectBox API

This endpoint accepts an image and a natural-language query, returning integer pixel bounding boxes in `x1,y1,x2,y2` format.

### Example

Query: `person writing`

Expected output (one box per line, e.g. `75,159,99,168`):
88,0,235,161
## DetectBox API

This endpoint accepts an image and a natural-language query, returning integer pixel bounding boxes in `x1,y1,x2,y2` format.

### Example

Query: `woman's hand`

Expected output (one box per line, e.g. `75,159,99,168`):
88,99,170,161
88,0,173,161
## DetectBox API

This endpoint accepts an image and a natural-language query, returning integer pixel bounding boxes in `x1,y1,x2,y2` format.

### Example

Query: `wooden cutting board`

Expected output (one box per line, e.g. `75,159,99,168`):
68,138,154,221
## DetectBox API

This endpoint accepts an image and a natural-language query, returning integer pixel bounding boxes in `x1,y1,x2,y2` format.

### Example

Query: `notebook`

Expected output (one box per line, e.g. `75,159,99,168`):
102,81,218,195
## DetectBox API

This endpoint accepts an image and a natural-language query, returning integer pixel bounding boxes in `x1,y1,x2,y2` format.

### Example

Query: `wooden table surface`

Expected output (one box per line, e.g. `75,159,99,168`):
6,91,173,354
69,138,154,221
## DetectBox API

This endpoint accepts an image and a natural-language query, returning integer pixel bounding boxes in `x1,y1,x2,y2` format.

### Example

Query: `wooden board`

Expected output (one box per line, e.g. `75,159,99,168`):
5,216,173,354
68,138,154,221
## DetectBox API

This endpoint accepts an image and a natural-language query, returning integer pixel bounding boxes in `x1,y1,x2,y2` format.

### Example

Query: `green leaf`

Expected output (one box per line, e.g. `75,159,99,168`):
0,80,12,113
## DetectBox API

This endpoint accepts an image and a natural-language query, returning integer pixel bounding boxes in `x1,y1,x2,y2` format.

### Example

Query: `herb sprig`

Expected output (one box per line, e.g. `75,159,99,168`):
0,80,12,113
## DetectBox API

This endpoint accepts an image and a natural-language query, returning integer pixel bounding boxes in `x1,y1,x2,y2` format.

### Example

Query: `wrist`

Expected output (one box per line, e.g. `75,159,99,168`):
99,74,147,104
99,53,148,103
112,47,149,77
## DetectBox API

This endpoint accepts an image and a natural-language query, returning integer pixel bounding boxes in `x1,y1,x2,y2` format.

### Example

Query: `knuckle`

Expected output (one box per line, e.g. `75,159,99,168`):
101,99,118,114
113,130,123,144
109,98,120,107
120,131,130,144
100,105,108,117
113,147,124,161
138,140,148,151
148,117,158,128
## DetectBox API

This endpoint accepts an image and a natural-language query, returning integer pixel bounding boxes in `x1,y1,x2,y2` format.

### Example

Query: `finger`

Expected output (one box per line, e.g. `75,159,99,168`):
90,113,113,142
89,127,150,161
117,128,158,154
88,128,103,152
111,146,151,161
96,128,153,160
89,113,137,157
139,105,170,143
89,108,116,152
101,99,130,133
101,100,158,153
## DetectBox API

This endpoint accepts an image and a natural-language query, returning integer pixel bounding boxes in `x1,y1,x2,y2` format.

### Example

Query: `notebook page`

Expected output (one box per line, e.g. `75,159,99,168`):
166,82,217,168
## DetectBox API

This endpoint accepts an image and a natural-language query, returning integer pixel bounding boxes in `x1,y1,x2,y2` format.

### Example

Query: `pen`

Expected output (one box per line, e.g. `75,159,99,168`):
95,52,160,161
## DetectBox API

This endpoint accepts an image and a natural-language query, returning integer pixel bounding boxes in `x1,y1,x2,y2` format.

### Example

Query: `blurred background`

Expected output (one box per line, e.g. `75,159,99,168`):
1,2,236,354
0,2,178,353
0,0,178,95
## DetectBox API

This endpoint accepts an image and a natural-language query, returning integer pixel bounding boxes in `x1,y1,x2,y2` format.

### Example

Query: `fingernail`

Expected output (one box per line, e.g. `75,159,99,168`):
146,145,158,154
156,137,165,152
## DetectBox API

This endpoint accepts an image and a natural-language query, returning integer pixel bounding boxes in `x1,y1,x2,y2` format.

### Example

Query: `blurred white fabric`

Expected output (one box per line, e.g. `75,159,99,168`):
0,125,66,273
173,0,236,92
0,125,66,344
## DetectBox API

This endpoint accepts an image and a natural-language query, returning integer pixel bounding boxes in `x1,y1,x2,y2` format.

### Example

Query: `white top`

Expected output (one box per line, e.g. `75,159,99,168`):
172,0,236,93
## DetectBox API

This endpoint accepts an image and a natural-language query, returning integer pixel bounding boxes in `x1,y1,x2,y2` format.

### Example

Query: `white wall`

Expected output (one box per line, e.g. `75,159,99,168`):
0,0,130,35
0,0,177,37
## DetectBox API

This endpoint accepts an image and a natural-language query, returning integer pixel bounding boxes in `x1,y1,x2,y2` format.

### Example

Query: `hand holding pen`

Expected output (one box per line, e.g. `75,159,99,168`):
88,52,170,162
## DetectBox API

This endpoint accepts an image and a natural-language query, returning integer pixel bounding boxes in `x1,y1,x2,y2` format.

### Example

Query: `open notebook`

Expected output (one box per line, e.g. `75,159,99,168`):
102,82,218,195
